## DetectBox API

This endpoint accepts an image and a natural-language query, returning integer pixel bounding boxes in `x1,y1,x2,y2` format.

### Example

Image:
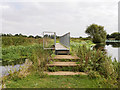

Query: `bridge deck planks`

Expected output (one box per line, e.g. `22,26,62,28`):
55,43,69,50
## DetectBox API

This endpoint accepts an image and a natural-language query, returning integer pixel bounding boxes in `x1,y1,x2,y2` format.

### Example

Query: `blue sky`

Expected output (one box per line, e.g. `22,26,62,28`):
1,0,119,37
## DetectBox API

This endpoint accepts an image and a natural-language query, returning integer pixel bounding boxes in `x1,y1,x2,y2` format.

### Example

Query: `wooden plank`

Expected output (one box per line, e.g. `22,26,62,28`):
55,43,69,50
44,71,88,75
53,55,80,60
46,62,79,66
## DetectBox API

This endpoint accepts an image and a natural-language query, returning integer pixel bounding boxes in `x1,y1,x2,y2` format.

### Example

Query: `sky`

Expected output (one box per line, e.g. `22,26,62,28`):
0,0,119,37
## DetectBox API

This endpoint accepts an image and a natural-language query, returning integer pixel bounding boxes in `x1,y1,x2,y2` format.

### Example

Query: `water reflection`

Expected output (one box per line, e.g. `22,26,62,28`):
93,42,120,61
93,43,106,52
106,42,120,48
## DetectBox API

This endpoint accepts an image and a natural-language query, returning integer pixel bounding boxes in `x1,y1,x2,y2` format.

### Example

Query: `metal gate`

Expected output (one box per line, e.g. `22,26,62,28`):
43,31,56,49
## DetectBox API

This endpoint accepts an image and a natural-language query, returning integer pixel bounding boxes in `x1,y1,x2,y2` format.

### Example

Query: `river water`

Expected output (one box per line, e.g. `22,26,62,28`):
105,45,119,61
0,59,31,77
94,42,120,61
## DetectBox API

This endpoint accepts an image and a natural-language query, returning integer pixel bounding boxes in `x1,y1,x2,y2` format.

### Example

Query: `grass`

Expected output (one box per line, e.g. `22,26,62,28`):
2,36,43,48
2,43,51,65
2,36,119,88
5,72,100,88
47,66,80,72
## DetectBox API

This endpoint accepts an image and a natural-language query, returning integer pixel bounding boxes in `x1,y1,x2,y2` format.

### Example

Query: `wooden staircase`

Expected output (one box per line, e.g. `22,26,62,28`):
44,55,87,75
44,43,87,75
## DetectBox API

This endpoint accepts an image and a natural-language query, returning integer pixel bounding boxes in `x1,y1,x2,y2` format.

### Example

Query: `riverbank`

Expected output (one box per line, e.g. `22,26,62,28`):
1,38,119,88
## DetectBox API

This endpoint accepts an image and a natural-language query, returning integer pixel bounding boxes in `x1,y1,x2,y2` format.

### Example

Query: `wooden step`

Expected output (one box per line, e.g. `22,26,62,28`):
44,71,88,75
46,62,79,67
52,55,80,60
55,50,69,55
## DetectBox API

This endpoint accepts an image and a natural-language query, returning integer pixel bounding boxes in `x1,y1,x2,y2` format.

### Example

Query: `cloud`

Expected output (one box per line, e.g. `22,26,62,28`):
1,1,119,37
0,5,9,9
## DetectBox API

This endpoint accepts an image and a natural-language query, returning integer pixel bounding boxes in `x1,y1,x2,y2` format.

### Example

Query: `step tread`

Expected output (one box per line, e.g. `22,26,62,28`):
46,62,79,66
52,55,80,60
44,71,87,75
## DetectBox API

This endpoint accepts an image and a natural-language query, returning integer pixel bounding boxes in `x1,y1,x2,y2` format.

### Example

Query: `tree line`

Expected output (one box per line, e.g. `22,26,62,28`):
107,32,120,40
1,33,42,39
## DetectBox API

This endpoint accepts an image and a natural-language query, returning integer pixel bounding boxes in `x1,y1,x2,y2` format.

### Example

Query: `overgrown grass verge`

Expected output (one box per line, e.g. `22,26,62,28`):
2,44,52,64
5,72,101,88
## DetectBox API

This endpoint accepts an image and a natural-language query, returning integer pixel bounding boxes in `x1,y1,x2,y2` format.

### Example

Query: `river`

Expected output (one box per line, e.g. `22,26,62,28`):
94,42,120,61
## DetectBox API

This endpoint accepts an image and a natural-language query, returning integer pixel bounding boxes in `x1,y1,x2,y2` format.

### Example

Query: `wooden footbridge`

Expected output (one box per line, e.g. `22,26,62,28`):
43,32,70,55
43,32,87,75
55,43,69,55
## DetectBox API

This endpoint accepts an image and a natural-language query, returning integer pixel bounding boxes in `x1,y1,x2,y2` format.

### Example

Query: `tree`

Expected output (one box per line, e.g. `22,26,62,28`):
110,32,120,40
35,35,42,39
28,35,34,38
85,24,107,43
111,32,120,37
79,36,82,38
15,34,19,36
44,34,49,37
106,34,110,39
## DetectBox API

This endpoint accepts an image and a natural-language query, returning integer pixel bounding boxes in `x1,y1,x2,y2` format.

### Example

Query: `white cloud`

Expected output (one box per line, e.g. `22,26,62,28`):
0,5,9,9
1,1,118,37
2,0,120,2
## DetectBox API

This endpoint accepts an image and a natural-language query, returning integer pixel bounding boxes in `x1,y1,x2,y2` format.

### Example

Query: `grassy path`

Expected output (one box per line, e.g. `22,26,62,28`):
6,72,100,88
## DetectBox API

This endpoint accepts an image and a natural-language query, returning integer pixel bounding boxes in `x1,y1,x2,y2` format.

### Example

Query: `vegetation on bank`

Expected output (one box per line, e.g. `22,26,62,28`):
1,33,119,88
2,44,49,65
71,41,119,88
107,32,120,40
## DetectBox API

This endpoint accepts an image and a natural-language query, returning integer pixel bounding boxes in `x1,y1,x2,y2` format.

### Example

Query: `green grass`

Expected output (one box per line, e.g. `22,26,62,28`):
2,36,43,47
47,66,82,72
5,72,100,88
2,44,50,64
2,37,119,88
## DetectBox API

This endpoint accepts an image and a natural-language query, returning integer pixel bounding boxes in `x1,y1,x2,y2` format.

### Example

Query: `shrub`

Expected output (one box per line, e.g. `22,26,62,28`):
88,70,101,79
71,41,119,87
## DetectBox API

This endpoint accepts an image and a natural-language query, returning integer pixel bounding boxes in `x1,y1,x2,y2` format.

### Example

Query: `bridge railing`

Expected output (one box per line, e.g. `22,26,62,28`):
59,32,70,49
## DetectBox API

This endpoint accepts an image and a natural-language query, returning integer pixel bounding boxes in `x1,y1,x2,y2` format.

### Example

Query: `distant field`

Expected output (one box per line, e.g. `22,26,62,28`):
2,36,43,47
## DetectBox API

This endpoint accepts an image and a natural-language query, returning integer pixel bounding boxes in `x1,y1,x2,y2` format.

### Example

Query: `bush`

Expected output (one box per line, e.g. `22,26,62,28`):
71,41,119,87
88,70,101,79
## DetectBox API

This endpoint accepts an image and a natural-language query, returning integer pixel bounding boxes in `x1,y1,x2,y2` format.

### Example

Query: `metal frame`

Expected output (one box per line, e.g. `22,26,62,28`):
43,31,56,49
